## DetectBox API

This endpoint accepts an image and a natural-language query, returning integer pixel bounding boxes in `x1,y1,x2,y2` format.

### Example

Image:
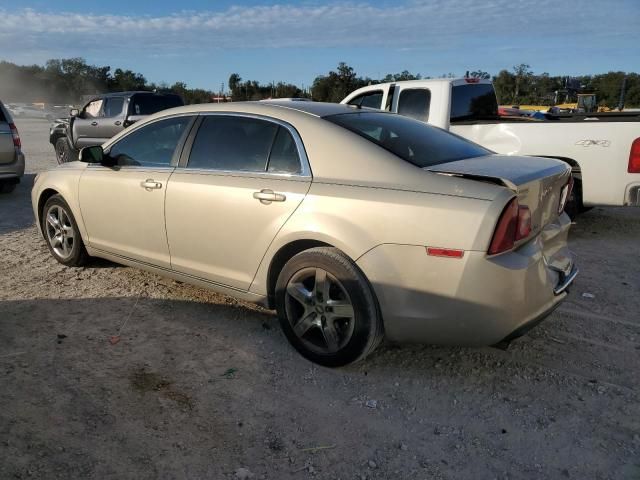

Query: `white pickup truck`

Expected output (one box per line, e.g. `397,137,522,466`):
342,79,640,215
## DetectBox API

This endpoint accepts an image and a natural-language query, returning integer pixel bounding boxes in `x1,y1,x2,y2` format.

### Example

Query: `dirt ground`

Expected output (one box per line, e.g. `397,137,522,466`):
1,118,639,480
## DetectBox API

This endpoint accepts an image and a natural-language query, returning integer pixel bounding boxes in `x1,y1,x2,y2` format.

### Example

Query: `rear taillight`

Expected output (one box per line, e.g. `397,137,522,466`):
516,205,532,239
9,123,21,149
629,137,640,173
488,198,532,255
558,175,574,214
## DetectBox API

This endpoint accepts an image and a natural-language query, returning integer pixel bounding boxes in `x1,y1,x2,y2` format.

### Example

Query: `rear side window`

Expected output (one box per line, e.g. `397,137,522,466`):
348,91,383,109
108,116,191,167
325,111,490,168
188,116,278,171
450,84,498,122
131,95,183,115
397,88,430,122
0,105,6,122
267,127,301,174
103,97,125,117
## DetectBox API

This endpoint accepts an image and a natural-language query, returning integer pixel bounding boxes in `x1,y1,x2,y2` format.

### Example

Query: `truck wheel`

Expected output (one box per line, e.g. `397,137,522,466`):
55,137,78,164
275,247,383,367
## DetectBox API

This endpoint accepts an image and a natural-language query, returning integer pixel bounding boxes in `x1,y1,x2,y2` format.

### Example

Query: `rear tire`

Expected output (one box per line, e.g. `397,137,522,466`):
41,194,89,267
0,181,17,194
275,247,383,367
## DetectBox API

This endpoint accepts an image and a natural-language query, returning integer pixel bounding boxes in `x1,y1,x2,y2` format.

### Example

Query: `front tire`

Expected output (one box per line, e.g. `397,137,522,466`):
41,194,89,267
55,137,77,164
275,247,383,367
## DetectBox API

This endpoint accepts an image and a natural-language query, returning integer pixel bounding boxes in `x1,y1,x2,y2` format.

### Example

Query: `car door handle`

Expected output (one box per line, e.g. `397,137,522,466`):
141,179,162,190
91,121,98,126
253,189,286,204
114,121,122,126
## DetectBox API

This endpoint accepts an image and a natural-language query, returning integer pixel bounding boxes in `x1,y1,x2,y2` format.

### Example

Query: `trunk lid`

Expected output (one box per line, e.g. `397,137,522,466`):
427,154,572,232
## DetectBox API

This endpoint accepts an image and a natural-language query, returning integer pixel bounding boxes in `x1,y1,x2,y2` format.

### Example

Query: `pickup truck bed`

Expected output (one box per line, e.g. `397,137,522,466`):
342,79,640,210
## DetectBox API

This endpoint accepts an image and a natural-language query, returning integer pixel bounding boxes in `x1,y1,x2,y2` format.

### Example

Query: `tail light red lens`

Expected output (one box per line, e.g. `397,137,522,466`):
488,198,518,255
9,123,21,149
488,198,532,255
629,138,640,173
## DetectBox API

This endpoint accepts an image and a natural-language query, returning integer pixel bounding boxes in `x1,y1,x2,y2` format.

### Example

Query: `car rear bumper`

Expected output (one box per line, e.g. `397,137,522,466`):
0,151,25,180
357,214,576,346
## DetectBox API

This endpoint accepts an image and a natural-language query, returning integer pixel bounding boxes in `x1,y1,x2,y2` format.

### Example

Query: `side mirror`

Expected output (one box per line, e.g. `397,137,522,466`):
70,108,80,117
79,145,104,164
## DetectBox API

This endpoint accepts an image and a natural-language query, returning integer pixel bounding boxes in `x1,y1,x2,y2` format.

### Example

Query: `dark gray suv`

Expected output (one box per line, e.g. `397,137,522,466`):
0,100,25,193
50,91,183,163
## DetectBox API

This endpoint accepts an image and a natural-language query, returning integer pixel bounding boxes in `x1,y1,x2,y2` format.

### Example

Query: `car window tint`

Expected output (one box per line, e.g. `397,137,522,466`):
325,111,491,168
267,127,301,174
132,95,183,115
450,84,499,122
84,99,103,118
103,97,124,117
108,116,191,167
348,91,383,109
188,116,278,171
397,89,430,122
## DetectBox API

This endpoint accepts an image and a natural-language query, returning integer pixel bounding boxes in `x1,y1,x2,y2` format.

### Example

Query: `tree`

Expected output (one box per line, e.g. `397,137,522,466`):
512,63,533,104
228,73,242,100
469,70,490,79
111,68,147,91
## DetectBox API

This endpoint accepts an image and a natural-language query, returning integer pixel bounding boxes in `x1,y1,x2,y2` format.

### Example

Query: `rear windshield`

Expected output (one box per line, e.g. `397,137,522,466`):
130,95,184,115
325,111,490,168
0,104,7,122
450,83,499,122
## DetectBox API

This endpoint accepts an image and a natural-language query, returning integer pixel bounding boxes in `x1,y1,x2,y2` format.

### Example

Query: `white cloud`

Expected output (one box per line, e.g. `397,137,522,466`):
0,1,636,52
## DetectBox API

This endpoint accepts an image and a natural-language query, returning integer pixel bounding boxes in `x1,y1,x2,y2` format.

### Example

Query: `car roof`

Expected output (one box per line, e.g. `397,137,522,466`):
155,101,379,119
97,91,180,99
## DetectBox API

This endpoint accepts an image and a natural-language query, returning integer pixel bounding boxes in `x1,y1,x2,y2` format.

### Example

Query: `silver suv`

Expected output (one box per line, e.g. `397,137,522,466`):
0,100,25,193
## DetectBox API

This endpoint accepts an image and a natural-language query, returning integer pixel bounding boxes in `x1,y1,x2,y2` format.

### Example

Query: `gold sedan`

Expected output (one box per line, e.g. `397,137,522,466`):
32,101,577,366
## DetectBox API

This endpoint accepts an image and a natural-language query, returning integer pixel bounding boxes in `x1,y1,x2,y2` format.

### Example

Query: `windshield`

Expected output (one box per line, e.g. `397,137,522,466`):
324,111,491,168
450,83,499,122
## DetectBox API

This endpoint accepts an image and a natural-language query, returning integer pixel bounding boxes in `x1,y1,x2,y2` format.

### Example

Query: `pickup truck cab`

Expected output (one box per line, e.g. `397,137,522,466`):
342,79,640,213
50,91,183,164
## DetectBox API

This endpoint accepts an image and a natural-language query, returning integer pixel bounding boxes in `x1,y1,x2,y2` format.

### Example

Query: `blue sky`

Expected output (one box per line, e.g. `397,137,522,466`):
0,0,638,91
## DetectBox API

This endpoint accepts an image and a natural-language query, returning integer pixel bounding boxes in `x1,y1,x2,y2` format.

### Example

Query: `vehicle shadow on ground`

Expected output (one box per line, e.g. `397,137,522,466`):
0,173,36,234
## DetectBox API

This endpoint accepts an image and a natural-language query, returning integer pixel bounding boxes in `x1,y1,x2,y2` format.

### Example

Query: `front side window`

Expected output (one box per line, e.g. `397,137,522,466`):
83,99,103,118
103,97,125,117
397,88,430,122
325,111,490,168
108,116,191,167
348,91,384,109
187,116,279,171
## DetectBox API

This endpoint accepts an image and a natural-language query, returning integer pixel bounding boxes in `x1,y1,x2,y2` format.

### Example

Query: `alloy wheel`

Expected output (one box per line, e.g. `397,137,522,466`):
284,267,356,355
45,205,75,259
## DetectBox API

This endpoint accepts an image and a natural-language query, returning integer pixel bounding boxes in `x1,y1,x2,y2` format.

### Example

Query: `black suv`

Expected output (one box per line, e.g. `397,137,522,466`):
50,91,184,163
